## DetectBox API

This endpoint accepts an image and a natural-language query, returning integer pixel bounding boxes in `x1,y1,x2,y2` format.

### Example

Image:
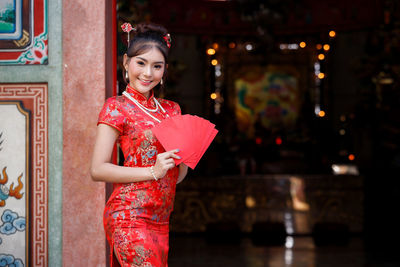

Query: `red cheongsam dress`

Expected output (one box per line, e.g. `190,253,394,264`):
97,85,181,267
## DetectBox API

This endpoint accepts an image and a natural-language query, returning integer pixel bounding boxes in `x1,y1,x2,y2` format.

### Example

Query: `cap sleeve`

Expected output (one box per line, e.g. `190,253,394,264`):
158,98,181,116
172,101,181,116
97,97,125,133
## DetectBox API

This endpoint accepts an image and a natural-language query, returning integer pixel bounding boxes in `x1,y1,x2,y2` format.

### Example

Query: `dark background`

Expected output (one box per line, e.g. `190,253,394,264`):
116,0,400,260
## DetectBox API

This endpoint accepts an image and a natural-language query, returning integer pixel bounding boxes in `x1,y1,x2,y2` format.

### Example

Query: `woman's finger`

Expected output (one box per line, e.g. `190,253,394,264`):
167,163,176,169
164,158,176,166
158,150,181,160
158,149,179,159
169,153,181,160
165,149,180,157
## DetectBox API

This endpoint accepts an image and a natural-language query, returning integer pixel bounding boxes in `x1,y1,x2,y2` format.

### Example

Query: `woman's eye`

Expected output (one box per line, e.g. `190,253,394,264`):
154,65,162,69
137,61,145,66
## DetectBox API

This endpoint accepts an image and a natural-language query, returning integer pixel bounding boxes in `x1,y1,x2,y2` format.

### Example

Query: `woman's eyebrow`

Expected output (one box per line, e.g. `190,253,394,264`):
136,57,164,64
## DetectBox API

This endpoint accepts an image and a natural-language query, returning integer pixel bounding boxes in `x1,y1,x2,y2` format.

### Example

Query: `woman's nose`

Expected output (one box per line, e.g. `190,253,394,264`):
143,65,152,77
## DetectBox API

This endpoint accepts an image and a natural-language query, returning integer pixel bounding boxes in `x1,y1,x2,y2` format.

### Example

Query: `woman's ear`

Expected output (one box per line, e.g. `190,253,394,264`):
123,54,128,68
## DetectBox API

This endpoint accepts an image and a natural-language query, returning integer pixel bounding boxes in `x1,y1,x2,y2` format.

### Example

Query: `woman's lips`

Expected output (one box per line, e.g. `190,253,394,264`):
139,79,152,86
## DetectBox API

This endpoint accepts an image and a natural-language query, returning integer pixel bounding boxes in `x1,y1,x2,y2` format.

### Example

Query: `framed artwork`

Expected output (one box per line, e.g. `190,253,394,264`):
0,84,48,266
0,0,48,64
233,65,302,138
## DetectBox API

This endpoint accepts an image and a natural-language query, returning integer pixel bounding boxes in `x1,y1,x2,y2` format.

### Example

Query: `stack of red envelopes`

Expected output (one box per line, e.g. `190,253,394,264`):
152,114,218,169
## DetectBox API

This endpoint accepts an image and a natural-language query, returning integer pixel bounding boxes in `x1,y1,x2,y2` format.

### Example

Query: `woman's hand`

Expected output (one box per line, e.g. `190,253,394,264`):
152,149,181,179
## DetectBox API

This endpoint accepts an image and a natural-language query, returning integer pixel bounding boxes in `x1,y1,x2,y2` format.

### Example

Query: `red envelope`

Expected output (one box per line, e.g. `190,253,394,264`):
151,114,218,169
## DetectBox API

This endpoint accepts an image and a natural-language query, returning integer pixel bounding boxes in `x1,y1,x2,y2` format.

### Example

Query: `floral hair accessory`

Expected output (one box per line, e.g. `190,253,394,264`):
163,33,172,48
121,22,135,46
121,22,133,33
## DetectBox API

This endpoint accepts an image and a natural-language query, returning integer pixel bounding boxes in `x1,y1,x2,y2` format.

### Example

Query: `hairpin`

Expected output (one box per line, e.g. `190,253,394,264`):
121,22,135,46
163,33,172,48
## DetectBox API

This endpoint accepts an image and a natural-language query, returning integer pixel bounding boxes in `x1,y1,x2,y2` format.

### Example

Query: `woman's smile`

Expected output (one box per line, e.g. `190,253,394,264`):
139,78,153,85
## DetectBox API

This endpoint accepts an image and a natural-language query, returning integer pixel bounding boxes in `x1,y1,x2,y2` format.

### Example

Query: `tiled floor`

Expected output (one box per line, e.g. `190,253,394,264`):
168,235,400,267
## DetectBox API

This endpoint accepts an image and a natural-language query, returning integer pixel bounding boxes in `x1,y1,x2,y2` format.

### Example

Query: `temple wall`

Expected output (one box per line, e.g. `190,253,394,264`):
62,0,106,266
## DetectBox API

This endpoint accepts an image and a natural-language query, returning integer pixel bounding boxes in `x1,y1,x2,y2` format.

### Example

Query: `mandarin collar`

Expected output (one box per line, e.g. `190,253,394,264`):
126,85,157,109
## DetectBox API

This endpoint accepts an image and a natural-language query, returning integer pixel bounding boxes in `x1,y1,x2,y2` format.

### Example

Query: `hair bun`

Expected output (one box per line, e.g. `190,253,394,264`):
135,23,168,37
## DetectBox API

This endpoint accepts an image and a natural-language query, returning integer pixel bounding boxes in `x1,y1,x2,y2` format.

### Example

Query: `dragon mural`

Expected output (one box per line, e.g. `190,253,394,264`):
0,167,24,207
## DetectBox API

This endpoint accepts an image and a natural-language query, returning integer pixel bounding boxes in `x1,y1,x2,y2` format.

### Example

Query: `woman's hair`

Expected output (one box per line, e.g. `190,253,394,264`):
127,22,170,61
123,22,170,87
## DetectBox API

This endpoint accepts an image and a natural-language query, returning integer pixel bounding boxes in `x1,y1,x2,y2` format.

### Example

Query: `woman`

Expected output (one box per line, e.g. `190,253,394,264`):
90,22,188,266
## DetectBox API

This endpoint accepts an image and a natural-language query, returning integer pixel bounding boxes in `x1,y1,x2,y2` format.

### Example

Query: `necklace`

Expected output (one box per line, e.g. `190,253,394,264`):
123,91,169,123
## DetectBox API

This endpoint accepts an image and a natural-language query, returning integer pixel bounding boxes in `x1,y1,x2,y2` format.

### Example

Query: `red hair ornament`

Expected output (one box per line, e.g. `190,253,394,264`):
163,33,172,48
121,22,135,46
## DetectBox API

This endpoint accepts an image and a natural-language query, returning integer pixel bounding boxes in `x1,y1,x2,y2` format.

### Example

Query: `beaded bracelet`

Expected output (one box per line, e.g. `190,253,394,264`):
149,166,158,181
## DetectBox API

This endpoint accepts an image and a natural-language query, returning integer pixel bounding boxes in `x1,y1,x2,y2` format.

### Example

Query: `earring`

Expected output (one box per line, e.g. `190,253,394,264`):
125,69,129,81
160,78,163,85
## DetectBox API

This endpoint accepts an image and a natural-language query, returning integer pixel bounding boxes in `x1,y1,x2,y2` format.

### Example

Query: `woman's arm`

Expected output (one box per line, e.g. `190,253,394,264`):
90,124,180,183
177,164,188,184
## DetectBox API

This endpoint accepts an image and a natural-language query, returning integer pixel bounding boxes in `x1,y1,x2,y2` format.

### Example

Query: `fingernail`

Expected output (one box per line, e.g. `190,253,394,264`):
177,156,181,159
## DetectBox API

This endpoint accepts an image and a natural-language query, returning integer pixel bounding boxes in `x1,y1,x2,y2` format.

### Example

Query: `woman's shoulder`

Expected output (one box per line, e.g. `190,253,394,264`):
105,95,126,105
102,95,130,111
157,98,180,109
157,98,181,114
97,95,127,131
99,95,130,117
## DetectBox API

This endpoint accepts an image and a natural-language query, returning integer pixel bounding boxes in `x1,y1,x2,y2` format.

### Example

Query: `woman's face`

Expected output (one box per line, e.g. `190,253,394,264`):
125,47,166,98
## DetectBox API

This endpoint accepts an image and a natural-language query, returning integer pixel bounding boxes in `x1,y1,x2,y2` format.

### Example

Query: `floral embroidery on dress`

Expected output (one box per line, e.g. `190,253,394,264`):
98,86,181,267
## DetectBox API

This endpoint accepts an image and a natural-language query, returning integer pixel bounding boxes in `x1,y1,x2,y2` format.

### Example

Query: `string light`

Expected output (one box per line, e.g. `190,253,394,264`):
323,44,330,51
329,30,336,38
207,48,216,55
318,110,326,117
215,65,222,77
212,43,219,50
280,43,299,50
229,42,236,49
316,44,322,50
348,154,355,161
275,137,282,145
299,41,306,48
211,59,218,66
245,44,253,51
318,53,325,60
245,196,256,208
210,93,217,100
318,73,325,79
